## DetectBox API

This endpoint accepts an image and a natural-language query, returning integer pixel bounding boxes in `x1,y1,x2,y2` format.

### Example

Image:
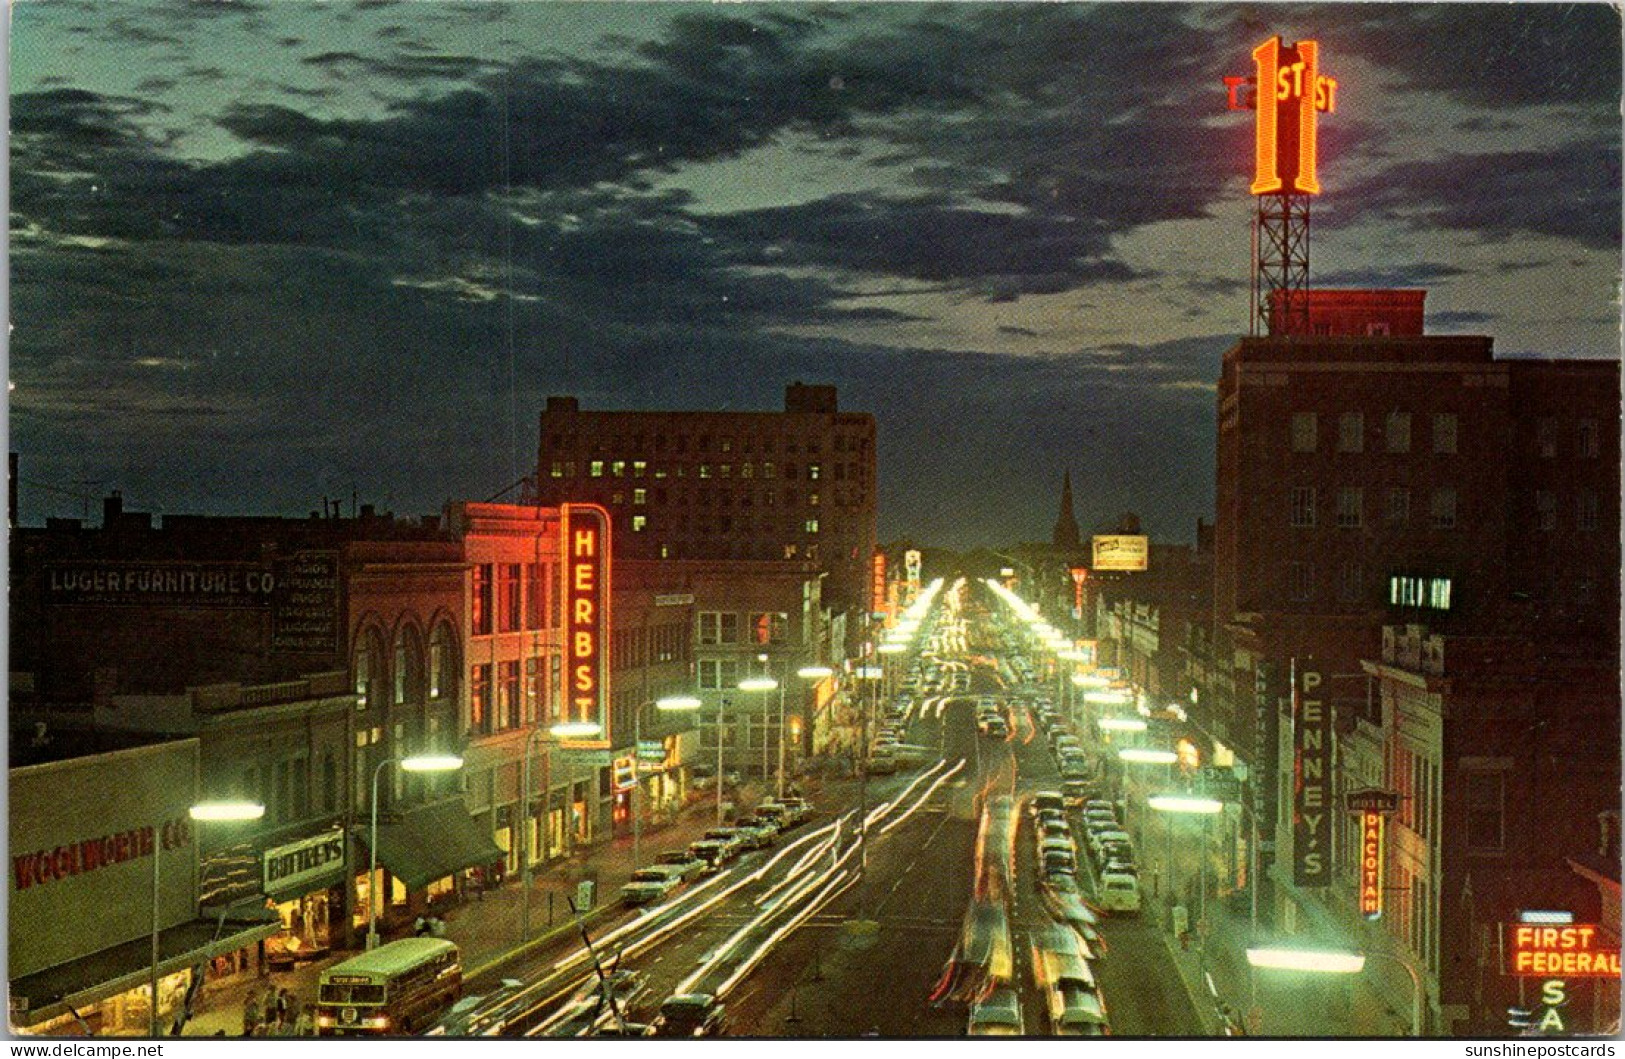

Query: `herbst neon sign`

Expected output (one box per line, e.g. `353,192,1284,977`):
559,503,611,748
1225,37,1338,195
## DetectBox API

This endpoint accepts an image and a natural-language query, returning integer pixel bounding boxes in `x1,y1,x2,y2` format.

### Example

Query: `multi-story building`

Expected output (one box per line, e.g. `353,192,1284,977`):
535,383,877,649
1202,290,1620,1035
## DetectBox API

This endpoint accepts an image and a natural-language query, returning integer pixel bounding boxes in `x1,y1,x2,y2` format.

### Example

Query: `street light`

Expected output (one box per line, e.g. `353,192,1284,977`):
1119,748,1178,765
1150,793,1225,948
522,722,601,942
1246,947,1425,1036
738,664,779,794
1099,716,1148,733
368,753,464,950
152,800,265,1036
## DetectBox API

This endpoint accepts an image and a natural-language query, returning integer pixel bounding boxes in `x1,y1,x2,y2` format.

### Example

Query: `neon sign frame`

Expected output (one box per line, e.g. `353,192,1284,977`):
559,503,612,749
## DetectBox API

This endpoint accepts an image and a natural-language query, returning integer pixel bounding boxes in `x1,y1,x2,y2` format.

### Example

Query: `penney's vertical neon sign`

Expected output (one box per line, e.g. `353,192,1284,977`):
560,503,611,747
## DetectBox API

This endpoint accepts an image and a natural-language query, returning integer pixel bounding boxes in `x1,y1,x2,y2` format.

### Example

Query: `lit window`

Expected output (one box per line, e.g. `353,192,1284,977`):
720,465,731,478
809,463,822,480
612,460,626,477
590,461,605,478
763,462,776,479
809,492,820,506
633,488,646,505
1291,413,1317,453
720,437,733,453
633,460,647,477
1385,412,1411,453
805,518,820,534
632,515,647,533
1290,486,1316,528
550,461,565,479
1336,487,1363,529
1430,487,1457,529
699,464,711,479
741,463,754,479
1337,413,1364,453
1432,414,1458,455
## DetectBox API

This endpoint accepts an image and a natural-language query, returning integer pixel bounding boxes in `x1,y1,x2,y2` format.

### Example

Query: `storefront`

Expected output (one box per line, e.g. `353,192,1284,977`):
261,828,346,968
9,739,280,1036
353,798,506,932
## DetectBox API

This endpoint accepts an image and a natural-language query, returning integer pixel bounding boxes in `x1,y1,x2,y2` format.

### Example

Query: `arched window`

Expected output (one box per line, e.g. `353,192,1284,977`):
393,625,426,705
353,627,387,710
428,621,459,702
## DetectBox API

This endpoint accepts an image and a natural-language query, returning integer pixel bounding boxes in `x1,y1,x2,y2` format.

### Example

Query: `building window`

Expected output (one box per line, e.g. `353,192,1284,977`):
1291,412,1318,453
1385,488,1410,526
1536,490,1556,531
1578,419,1600,458
804,518,820,534
763,461,776,479
1290,486,1316,528
550,461,565,479
748,612,789,645
470,663,492,735
590,461,605,478
809,463,822,480
1432,413,1458,454
1337,412,1364,453
1336,487,1363,529
501,563,522,632
429,623,458,699
699,464,712,479
1384,410,1410,451
697,658,741,690
633,460,647,477
1577,491,1599,532
471,564,493,636
632,515,647,532
1430,487,1457,529
809,492,819,506
526,564,548,630
633,488,646,505
1337,562,1364,602
526,656,545,726
499,660,521,731
1288,562,1314,602
698,611,739,646
741,463,754,479
1537,417,1557,458
1463,770,1505,853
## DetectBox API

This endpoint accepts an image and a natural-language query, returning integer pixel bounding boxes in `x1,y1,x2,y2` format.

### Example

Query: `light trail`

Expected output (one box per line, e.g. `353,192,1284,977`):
878,758,965,835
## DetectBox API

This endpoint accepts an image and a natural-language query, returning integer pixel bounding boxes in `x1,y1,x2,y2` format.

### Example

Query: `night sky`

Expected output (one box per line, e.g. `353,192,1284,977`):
10,2,1621,549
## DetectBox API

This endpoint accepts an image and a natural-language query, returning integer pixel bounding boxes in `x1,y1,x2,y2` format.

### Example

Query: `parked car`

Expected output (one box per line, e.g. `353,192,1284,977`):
686,839,732,871
619,866,684,906
1029,791,1066,816
1097,871,1142,915
1038,818,1073,841
702,828,749,858
1088,830,1132,860
1041,849,1077,877
967,987,1024,1037
650,993,727,1037
737,819,778,848
653,850,707,881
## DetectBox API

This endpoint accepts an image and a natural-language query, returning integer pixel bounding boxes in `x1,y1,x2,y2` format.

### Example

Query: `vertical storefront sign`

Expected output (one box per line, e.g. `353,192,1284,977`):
1358,811,1384,919
1292,659,1331,886
559,504,611,748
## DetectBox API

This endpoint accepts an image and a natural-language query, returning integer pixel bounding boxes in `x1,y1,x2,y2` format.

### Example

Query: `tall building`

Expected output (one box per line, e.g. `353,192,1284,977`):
1201,292,1620,1034
1052,470,1081,551
535,382,877,648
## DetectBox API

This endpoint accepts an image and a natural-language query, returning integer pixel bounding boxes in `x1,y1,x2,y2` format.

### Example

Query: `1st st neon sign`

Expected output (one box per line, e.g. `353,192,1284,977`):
1225,37,1338,195
560,503,611,747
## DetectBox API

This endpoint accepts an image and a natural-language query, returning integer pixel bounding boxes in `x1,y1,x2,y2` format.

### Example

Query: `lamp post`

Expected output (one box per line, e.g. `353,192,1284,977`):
520,722,601,943
1149,793,1224,944
151,800,265,1037
739,662,778,794
1246,946,1425,1037
633,697,701,870
715,697,730,826
367,753,464,951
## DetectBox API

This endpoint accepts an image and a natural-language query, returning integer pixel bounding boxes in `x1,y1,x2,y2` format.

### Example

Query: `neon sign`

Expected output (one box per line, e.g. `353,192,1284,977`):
1226,37,1337,196
559,503,611,748
871,551,888,617
1357,811,1384,919
1506,924,1621,978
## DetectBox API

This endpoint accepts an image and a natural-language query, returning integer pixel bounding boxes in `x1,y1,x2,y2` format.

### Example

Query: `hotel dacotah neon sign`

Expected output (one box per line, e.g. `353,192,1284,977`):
559,503,611,748
1225,37,1338,195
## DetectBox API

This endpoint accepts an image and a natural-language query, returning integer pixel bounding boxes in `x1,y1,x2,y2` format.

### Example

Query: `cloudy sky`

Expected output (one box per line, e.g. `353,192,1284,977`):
10,2,1621,548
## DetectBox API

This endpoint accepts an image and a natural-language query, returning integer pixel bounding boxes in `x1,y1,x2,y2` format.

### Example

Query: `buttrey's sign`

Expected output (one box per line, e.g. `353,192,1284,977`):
1225,37,1338,196
263,829,345,893
560,504,611,747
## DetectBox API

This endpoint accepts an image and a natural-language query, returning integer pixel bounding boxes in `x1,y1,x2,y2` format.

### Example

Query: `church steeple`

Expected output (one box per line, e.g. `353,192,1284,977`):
1052,471,1081,550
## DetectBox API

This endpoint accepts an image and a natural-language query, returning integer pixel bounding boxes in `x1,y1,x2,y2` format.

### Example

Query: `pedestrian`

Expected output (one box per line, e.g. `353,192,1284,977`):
276,988,290,1026
241,994,260,1037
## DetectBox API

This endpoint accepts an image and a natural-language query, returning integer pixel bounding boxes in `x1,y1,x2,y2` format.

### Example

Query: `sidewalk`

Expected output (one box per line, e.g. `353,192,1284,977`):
176,785,774,1037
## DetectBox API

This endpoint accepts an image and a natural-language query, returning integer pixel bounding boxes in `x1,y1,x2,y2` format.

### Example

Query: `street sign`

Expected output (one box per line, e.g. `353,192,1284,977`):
1345,787,1400,813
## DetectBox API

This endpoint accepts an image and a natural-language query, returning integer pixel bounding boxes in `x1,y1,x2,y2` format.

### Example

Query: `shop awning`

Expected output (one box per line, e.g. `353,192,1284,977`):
358,799,505,892
11,907,281,1029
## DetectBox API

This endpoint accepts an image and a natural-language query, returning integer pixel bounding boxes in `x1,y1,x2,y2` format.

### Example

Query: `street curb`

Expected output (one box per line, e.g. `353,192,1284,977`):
1154,910,1221,1036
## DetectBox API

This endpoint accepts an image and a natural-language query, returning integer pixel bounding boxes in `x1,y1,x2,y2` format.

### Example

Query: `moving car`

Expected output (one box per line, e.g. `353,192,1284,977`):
650,993,727,1037
967,987,1024,1037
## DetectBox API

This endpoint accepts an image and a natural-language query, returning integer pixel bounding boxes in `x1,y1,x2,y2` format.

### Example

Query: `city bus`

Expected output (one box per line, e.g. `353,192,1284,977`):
314,937,462,1036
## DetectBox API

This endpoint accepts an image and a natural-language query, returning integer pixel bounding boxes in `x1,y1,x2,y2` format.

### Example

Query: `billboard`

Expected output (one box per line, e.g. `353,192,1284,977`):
1092,535,1149,572
559,503,611,748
